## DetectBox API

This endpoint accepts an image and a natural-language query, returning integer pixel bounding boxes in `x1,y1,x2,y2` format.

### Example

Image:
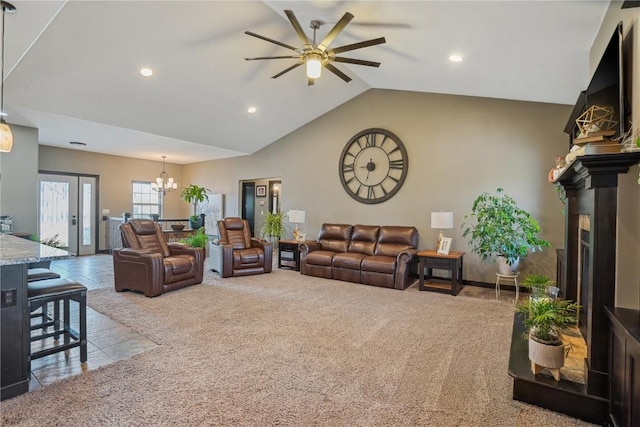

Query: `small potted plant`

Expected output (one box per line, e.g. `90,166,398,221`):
522,274,555,299
258,211,288,247
516,297,579,380
461,188,550,274
180,184,209,229
181,227,208,248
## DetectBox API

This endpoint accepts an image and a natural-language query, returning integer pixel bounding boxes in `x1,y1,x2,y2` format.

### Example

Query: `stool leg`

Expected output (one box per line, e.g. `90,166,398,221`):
63,297,71,360
495,276,500,299
514,276,519,303
80,291,87,363
53,299,61,340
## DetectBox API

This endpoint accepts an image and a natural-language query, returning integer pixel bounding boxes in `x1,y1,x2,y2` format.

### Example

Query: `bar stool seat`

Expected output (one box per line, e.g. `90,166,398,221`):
27,268,61,282
496,273,520,302
28,278,87,365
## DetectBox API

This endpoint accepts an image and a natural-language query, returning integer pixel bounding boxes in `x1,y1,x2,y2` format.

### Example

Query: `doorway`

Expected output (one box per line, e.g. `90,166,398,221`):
38,173,98,255
241,182,255,236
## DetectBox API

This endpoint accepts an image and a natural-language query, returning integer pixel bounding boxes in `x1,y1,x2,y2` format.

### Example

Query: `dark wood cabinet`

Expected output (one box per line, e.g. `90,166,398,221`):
606,307,640,427
278,239,300,271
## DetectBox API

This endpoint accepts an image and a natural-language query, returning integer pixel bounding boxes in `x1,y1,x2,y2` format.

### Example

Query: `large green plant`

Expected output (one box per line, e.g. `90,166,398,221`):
258,211,288,245
180,184,209,219
181,227,208,248
522,274,555,298
461,188,550,265
517,297,579,345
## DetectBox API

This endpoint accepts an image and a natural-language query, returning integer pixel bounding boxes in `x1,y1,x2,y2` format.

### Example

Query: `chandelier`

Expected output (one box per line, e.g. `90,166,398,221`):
151,156,177,194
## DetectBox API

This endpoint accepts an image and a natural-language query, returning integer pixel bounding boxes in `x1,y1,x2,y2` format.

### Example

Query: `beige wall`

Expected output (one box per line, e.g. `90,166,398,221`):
592,3,640,309
185,89,570,283
0,124,39,234
38,146,188,250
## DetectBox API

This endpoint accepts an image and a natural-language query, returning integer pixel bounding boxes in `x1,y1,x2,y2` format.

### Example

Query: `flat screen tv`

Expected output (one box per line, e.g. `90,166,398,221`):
565,21,629,144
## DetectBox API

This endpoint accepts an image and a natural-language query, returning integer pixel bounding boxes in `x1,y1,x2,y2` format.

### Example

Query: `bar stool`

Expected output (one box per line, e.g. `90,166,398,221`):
27,268,62,330
496,273,520,302
27,268,61,282
27,278,87,366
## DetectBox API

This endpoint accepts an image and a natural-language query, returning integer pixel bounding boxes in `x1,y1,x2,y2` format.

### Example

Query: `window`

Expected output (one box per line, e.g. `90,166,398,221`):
132,181,162,219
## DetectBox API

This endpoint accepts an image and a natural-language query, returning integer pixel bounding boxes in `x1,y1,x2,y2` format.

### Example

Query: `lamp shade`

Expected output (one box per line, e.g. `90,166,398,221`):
288,210,306,224
430,211,453,229
0,120,12,152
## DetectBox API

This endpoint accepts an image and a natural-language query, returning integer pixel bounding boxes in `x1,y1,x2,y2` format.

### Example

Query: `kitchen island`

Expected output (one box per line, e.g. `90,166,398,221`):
0,234,72,400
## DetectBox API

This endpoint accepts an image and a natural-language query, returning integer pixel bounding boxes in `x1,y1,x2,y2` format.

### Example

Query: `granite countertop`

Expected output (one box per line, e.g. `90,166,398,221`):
0,234,73,266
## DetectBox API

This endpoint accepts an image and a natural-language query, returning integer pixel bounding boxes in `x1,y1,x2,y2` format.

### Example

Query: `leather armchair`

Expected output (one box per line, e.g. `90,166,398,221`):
213,217,272,278
113,219,205,297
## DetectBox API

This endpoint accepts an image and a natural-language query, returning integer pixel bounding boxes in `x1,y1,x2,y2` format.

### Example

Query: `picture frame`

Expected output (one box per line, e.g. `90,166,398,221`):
256,185,267,197
437,237,452,255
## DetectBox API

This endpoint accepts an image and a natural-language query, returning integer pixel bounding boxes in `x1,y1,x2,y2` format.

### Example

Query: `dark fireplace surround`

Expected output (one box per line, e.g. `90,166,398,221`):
509,152,640,424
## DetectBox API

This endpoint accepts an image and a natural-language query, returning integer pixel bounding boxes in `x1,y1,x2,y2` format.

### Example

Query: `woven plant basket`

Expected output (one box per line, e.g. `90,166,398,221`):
528,336,565,369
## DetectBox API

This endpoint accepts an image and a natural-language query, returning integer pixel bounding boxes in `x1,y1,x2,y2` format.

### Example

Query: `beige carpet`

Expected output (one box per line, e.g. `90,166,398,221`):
1,269,594,426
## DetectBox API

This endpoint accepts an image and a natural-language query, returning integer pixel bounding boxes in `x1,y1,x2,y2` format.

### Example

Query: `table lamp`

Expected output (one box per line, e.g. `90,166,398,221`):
430,211,453,249
288,210,306,241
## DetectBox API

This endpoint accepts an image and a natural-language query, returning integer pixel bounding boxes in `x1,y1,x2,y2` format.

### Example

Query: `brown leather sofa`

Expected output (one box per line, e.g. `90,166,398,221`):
113,219,205,297
300,223,419,290
211,217,272,278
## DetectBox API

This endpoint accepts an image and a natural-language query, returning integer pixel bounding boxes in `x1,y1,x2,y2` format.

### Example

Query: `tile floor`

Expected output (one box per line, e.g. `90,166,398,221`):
28,254,157,391
26,254,586,392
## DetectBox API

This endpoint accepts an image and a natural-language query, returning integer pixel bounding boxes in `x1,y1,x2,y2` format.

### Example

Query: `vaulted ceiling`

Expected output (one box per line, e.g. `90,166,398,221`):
3,1,609,164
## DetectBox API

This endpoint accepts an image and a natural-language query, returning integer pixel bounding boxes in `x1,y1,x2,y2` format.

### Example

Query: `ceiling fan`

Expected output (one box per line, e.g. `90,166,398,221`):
244,10,386,85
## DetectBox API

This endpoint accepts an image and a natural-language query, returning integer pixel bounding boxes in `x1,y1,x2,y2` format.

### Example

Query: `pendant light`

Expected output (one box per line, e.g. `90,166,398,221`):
0,1,15,153
151,156,177,194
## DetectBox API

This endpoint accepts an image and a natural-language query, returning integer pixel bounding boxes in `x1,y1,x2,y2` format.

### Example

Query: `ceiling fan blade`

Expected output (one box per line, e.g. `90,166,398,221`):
272,62,303,79
324,63,352,83
330,37,386,54
318,12,354,52
284,10,312,50
332,57,381,68
308,78,315,86
245,31,299,52
245,56,301,61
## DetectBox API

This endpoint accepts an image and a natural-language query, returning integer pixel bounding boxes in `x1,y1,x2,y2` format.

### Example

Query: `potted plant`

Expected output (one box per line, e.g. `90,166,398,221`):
461,188,550,274
516,297,579,380
522,274,556,299
258,211,288,247
181,227,208,248
180,184,209,229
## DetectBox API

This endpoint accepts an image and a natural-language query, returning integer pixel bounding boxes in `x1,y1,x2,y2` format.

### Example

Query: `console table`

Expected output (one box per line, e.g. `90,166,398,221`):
278,239,301,271
0,234,72,400
417,250,465,296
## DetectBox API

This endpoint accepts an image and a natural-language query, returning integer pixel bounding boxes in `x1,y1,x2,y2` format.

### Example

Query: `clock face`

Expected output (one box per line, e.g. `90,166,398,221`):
339,128,408,204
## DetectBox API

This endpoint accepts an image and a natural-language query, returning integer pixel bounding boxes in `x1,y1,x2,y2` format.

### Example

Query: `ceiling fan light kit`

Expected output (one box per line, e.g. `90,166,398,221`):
245,9,386,85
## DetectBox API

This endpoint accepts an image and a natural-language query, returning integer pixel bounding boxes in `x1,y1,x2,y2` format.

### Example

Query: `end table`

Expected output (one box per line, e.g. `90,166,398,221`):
278,239,301,271
417,250,465,296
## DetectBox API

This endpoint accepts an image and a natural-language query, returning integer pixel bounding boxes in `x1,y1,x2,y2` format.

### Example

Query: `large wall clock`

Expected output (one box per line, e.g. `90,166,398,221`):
339,128,409,204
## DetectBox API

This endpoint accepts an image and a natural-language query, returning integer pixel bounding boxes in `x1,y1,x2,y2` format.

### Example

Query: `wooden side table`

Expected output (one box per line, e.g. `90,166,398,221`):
417,250,465,296
278,239,301,271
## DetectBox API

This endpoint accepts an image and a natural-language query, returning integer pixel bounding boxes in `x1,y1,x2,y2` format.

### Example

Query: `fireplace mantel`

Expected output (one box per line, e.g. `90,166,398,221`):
556,151,640,398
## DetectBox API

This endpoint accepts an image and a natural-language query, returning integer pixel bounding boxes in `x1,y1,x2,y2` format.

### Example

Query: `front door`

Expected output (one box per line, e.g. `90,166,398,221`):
38,174,97,255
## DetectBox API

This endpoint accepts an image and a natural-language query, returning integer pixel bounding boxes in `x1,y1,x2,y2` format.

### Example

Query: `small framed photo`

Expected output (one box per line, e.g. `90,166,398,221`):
256,185,267,197
437,237,452,255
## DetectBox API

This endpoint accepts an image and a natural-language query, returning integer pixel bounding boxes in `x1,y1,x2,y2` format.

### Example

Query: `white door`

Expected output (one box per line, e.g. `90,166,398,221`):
38,174,97,255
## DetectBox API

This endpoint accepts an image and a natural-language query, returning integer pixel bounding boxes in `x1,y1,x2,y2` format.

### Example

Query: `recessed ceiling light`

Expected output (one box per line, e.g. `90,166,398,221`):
140,68,153,77
247,107,257,114
449,55,463,63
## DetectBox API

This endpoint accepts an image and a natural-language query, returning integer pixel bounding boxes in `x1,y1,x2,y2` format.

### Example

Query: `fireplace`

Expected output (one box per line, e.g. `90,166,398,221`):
578,226,590,337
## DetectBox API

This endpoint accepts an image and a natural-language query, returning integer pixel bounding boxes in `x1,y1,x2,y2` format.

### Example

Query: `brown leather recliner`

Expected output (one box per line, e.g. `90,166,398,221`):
113,219,205,297
213,217,272,278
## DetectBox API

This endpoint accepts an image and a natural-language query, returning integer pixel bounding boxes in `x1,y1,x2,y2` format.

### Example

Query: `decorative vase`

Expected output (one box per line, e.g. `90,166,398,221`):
497,256,519,275
189,217,203,230
528,335,565,381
